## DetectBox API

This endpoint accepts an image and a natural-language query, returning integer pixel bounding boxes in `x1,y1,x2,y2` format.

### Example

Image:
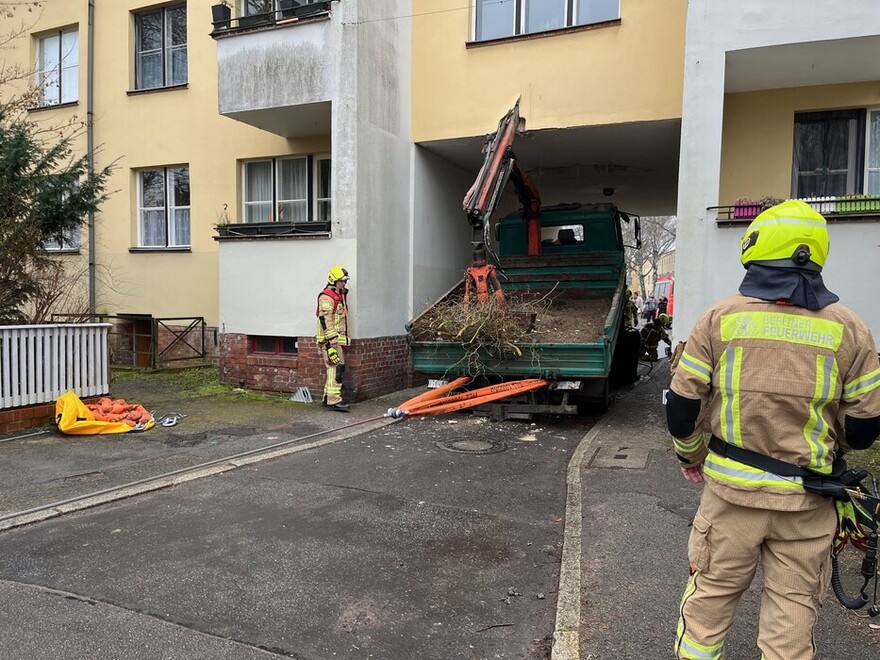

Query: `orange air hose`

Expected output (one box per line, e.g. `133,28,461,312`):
386,378,549,418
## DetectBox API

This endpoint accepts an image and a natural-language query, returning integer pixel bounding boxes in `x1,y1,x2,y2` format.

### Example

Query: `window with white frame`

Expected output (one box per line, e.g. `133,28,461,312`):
137,166,191,248
868,109,880,195
474,0,619,42
135,4,187,90
36,28,78,106
242,155,331,224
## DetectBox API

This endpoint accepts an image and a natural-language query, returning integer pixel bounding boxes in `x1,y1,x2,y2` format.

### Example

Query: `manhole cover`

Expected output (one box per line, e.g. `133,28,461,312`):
436,439,508,454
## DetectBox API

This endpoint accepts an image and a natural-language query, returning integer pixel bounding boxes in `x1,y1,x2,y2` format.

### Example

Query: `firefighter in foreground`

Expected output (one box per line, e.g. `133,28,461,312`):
640,313,670,360
666,200,880,659
316,266,351,412
464,245,505,308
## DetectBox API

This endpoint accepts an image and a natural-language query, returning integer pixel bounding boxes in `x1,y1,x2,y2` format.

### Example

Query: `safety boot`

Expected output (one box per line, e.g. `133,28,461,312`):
328,402,350,412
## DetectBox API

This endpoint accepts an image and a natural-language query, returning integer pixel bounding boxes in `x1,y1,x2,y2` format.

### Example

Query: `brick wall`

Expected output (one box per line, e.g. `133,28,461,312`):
0,396,100,435
219,334,412,402
156,323,220,366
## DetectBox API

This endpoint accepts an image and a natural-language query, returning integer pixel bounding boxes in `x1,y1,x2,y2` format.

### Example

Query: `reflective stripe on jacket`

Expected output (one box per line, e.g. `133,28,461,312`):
670,294,880,511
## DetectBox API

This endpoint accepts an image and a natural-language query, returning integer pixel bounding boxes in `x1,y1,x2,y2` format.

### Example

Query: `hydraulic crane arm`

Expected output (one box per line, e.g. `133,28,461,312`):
462,101,543,257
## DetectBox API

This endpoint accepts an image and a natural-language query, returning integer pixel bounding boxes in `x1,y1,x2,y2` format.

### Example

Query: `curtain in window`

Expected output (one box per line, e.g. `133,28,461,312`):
792,110,865,197
140,170,166,247
526,0,565,33
316,158,331,222
60,30,78,103
137,11,163,89
166,5,188,86
278,157,307,222
245,161,273,222
169,167,191,246
578,0,619,25
38,34,60,104
476,0,515,41
869,110,880,195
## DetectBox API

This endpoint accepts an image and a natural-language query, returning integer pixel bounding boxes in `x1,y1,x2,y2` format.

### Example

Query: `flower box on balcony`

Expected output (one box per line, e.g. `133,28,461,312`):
834,195,880,214
733,200,761,219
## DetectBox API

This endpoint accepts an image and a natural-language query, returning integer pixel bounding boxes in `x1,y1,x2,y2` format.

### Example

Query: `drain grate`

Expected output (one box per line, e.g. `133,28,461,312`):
435,439,508,455
588,444,650,469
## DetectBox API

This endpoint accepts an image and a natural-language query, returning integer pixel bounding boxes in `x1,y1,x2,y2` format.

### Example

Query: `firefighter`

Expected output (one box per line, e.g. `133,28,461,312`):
316,266,351,412
464,246,504,308
666,200,880,660
640,313,670,360
623,288,639,328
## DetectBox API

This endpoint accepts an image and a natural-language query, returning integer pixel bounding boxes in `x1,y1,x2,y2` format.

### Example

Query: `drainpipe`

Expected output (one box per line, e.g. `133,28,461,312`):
87,0,96,314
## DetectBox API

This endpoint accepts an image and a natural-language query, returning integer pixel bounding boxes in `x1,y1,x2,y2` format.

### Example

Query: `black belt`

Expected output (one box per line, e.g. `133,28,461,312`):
708,435,813,477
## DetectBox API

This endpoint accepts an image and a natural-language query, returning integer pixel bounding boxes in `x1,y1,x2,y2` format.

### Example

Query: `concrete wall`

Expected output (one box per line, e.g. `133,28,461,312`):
411,0,687,141
411,146,473,315
353,0,414,338
676,0,880,340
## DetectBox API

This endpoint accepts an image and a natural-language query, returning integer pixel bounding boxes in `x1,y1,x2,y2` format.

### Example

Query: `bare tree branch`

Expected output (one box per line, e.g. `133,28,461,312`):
623,216,676,295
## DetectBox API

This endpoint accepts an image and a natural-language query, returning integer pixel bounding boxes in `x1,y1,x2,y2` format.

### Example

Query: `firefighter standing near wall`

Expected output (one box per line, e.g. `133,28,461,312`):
316,266,351,412
464,245,505,308
666,200,880,660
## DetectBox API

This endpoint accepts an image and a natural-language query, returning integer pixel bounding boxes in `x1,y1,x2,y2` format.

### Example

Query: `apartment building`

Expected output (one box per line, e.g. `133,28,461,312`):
676,0,880,338
11,1,687,397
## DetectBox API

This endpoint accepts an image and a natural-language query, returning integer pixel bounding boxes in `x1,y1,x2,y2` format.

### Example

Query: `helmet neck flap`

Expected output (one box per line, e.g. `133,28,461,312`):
739,263,839,311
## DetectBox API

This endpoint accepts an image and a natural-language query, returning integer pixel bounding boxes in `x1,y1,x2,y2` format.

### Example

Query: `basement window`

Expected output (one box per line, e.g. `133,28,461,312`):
249,336,298,355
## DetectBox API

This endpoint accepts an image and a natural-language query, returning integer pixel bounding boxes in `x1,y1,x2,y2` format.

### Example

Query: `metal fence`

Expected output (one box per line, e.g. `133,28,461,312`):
0,323,111,409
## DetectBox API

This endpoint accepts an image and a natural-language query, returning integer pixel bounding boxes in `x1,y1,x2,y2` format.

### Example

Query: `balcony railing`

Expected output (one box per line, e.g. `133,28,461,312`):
211,1,332,35
214,220,331,240
710,195,880,224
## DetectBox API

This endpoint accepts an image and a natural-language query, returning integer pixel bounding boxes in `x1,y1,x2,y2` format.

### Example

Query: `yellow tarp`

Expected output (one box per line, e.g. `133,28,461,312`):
55,390,155,435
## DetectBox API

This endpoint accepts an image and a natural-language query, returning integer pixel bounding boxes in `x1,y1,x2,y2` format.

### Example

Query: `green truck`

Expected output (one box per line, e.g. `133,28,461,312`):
409,202,641,416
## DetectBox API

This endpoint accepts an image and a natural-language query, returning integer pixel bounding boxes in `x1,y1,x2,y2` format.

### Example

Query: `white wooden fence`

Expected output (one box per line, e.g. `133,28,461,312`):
0,324,111,409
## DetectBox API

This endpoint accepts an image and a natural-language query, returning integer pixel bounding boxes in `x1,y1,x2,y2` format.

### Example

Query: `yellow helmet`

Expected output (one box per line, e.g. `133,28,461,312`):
327,265,349,285
658,313,669,325
625,288,632,297
740,200,829,271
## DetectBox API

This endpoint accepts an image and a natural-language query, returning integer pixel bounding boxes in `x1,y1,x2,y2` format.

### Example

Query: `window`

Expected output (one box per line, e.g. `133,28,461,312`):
793,110,866,198
43,227,81,252
135,4,187,90
868,109,880,195
243,0,307,18
137,166,191,248
474,0,619,41
242,155,331,223
36,28,78,106
249,336,298,355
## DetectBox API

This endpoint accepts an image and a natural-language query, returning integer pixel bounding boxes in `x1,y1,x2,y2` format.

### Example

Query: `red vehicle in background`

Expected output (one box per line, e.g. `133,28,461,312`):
653,273,674,323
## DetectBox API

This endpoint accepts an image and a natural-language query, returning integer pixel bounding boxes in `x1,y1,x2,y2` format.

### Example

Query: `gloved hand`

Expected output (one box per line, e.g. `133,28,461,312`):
681,465,704,483
326,346,341,365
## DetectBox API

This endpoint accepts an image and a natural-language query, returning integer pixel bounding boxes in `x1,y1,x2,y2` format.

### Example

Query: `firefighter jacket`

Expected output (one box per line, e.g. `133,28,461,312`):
640,322,669,348
624,299,639,327
669,293,880,511
316,287,348,346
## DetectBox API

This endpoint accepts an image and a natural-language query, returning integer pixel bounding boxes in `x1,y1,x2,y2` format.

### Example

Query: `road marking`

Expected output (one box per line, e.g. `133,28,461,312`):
551,413,610,660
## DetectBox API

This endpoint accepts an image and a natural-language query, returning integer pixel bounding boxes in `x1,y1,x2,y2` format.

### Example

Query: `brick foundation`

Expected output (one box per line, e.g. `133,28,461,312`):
0,396,101,434
219,334,412,402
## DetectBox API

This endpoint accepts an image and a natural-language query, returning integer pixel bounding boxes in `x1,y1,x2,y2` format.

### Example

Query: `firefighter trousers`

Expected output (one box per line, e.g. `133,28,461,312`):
322,346,346,405
675,485,836,660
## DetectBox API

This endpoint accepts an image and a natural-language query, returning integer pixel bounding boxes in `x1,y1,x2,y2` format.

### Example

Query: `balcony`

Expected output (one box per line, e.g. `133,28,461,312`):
710,195,880,225
211,1,337,138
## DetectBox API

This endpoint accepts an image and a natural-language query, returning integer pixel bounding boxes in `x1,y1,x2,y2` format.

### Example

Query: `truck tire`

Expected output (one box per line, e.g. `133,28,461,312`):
610,327,641,388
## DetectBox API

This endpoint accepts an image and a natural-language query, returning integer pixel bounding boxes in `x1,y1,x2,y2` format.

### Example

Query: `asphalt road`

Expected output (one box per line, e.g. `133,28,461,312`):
0,412,595,660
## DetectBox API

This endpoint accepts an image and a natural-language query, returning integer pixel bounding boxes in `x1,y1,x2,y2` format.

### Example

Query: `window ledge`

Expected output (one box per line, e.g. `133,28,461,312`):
127,83,188,97
129,246,191,253
466,18,620,49
43,248,81,255
28,101,79,113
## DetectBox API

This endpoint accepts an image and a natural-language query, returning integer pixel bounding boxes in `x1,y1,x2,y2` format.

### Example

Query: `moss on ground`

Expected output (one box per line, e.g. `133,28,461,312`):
110,367,294,404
